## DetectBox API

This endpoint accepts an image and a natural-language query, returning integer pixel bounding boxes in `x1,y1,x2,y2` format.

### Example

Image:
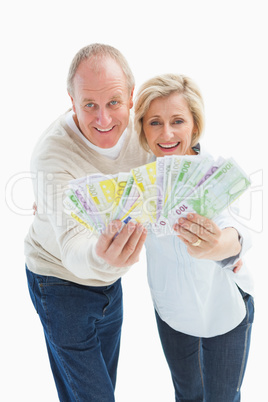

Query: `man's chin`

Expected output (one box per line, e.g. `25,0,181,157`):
95,135,121,149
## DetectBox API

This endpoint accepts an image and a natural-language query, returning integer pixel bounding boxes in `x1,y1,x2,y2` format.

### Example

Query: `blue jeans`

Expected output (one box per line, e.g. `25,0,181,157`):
26,266,123,402
155,290,254,402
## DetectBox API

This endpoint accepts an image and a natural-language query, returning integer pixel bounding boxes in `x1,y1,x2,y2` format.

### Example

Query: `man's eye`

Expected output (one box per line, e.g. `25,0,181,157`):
110,100,118,106
86,103,94,108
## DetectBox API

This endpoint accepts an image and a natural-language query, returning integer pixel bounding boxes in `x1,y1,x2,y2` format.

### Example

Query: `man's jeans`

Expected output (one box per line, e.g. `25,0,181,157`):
26,266,122,402
155,290,254,402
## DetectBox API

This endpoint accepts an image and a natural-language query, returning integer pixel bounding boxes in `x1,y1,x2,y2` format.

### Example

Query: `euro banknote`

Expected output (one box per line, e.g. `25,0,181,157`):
131,161,157,223
162,157,251,229
65,154,251,236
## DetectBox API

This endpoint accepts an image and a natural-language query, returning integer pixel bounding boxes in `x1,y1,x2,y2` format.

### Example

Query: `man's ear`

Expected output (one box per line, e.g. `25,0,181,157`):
129,87,135,109
68,92,76,113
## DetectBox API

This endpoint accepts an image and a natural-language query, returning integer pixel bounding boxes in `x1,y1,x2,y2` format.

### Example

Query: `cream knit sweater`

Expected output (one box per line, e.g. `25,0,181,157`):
24,111,151,286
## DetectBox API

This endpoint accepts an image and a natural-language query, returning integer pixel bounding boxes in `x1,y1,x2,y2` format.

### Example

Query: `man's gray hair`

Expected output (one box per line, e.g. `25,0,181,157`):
67,43,135,96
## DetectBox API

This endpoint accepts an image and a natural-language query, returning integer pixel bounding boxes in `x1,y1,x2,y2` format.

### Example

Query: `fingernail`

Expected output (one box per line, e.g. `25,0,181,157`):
136,224,144,232
110,220,122,232
127,221,136,231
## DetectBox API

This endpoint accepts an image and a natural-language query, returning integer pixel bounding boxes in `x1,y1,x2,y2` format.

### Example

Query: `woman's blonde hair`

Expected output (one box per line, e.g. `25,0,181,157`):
134,74,205,152
67,43,135,97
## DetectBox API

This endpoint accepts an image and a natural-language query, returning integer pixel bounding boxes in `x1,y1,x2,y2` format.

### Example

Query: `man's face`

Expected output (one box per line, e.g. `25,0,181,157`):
70,56,134,148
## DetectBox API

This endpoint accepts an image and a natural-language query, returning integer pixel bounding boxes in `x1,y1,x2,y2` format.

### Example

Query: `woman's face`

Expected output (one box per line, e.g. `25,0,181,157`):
142,92,197,157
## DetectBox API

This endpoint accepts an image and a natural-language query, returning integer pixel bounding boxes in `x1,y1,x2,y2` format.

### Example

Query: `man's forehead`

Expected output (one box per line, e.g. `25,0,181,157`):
73,57,129,97
75,56,125,82
75,81,127,101
81,89,125,103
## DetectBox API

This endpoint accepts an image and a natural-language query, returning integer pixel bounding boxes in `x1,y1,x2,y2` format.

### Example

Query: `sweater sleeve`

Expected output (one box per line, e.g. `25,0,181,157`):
32,154,131,282
60,225,129,280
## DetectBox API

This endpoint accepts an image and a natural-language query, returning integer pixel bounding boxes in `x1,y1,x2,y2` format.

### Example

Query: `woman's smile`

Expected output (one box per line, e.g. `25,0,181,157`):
158,141,181,151
143,93,197,157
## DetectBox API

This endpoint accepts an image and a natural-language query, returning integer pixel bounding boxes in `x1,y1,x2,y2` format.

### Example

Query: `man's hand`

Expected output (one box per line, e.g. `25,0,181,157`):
95,220,147,268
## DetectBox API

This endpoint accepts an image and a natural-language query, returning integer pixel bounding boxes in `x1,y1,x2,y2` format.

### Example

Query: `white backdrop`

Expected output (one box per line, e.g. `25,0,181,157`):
2,1,267,401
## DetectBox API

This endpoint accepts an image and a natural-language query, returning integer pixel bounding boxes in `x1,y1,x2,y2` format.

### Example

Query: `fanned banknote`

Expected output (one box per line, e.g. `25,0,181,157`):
131,162,157,223
65,155,251,236
165,157,251,228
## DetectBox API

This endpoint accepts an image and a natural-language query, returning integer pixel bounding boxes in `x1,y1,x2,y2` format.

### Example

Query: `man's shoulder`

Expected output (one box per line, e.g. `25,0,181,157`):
37,111,71,145
30,111,78,170
125,115,152,164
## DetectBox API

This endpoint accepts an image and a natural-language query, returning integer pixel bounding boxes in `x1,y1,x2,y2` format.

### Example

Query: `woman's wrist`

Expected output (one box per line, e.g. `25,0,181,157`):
216,227,241,260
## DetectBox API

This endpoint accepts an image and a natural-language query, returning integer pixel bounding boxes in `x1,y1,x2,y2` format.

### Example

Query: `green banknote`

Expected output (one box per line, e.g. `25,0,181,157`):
166,157,251,226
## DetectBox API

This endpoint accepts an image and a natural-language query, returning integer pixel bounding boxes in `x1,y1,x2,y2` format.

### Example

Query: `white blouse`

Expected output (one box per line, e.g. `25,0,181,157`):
145,149,254,338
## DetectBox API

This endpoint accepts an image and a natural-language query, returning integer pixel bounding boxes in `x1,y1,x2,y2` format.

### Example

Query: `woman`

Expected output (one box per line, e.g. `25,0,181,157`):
134,74,254,402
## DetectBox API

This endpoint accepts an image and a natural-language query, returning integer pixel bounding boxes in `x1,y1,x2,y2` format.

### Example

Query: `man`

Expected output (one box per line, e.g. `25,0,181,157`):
25,43,150,402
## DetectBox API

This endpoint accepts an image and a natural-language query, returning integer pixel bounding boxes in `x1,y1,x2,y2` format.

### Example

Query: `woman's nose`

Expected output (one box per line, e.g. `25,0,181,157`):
162,124,174,140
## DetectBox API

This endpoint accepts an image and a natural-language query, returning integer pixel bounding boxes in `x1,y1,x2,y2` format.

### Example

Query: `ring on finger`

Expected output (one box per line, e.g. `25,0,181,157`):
192,238,202,247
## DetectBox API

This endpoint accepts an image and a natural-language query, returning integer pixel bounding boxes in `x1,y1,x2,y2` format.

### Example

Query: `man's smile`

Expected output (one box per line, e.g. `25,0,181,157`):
95,126,115,133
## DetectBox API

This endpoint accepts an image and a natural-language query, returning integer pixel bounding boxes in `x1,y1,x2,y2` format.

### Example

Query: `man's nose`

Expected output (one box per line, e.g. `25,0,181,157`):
95,108,112,127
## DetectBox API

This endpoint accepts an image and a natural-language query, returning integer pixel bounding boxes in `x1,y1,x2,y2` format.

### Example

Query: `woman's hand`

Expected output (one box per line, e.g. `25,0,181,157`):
174,213,241,261
33,202,37,215
233,258,243,273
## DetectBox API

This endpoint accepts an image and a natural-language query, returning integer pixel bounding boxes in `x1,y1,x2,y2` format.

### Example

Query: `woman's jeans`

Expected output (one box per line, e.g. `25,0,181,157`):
155,290,254,402
26,266,122,402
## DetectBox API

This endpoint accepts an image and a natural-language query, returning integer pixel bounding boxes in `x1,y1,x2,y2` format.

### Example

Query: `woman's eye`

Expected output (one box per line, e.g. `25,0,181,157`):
174,119,183,124
150,121,160,126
